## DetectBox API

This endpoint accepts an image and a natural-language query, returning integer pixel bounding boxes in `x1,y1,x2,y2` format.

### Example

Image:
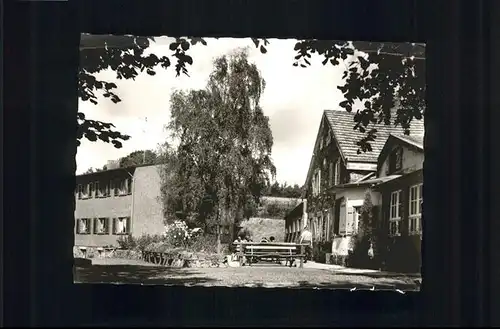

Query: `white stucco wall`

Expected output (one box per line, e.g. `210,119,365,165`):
379,145,424,177
335,187,381,238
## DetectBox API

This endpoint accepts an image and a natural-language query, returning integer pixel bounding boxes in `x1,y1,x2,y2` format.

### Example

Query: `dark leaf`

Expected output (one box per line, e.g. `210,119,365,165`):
259,45,267,54
181,42,190,51
358,56,370,70
339,100,350,108
344,48,355,55
184,55,193,65
330,59,339,65
112,140,123,148
85,131,98,142
146,69,156,76
169,42,179,51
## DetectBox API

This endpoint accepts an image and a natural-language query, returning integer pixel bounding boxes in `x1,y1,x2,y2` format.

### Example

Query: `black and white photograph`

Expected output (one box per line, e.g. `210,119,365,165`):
74,35,425,291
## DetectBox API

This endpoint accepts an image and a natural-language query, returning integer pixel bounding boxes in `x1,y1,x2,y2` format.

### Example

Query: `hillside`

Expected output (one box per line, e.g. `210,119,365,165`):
239,217,286,242
256,196,302,219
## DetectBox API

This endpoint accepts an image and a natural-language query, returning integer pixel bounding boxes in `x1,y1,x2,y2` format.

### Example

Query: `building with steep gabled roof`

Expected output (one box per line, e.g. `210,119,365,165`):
295,109,424,265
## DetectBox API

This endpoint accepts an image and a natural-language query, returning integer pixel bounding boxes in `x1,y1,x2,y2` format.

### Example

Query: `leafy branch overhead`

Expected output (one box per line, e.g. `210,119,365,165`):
78,35,206,148
290,40,425,153
79,35,425,153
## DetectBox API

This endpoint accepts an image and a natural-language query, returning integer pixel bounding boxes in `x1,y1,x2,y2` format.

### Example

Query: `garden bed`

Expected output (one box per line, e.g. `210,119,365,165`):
142,245,227,268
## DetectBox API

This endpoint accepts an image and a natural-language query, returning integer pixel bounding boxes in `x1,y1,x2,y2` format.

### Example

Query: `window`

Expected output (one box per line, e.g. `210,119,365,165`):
408,184,423,235
76,218,91,234
389,190,402,236
96,181,110,198
114,178,132,196
113,217,130,235
89,182,94,198
77,184,83,199
389,147,403,174
334,160,340,185
328,162,333,186
78,184,89,199
94,218,110,235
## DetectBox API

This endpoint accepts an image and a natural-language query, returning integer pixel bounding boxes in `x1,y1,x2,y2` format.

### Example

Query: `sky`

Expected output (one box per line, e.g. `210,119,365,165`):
77,37,348,186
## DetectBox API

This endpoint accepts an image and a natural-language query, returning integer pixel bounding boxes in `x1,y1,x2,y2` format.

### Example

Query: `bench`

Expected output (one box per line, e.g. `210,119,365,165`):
233,242,307,268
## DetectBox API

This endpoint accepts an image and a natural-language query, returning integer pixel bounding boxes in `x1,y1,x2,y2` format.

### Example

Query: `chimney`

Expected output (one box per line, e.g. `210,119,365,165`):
106,159,120,169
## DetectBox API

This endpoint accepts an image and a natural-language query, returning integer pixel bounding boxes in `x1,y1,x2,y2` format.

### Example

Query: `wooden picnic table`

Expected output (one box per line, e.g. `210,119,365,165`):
233,242,308,268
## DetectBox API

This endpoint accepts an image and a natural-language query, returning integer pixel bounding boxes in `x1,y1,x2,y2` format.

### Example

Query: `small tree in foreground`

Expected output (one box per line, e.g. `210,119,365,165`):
349,189,376,268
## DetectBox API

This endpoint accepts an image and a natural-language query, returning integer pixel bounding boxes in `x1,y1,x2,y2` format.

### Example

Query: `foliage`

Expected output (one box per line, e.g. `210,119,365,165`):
78,35,207,149
135,234,166,252
348,190,381,268
163,220,203,248
187,234,219,254
116,234,167,252
116,235,137,250
259,200,298,219
237,227,253,240
159,49,276,250
119,149,159,168
262,181,304,198
291,41,425,153
81,37,424,153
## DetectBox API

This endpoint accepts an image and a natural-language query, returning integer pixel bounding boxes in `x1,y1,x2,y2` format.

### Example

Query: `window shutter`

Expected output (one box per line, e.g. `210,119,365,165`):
112,218,116,234
346,206,354,235
127,217,131,234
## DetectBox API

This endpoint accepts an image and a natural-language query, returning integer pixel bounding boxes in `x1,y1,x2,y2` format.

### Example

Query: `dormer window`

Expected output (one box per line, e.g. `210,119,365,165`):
388,146,403,174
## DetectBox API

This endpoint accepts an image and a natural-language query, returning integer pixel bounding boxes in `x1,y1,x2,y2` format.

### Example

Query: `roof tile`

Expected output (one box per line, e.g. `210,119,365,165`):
324,110,425,163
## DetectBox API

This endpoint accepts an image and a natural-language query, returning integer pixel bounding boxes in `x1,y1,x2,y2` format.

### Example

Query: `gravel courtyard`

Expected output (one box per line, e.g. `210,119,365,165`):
75,258,420,290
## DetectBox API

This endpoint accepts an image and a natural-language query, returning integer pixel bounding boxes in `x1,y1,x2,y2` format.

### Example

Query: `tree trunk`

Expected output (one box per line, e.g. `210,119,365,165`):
216,208,221,254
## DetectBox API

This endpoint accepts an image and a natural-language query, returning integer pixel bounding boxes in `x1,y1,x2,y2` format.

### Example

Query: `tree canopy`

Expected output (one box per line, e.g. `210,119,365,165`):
159,49,275,248
118,149,159,168
79,36,425,153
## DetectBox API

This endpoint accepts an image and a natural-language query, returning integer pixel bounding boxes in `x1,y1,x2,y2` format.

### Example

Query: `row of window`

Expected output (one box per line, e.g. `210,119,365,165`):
76,217,130,235
76,178,132,200
312,159,340,196
389,183,423,236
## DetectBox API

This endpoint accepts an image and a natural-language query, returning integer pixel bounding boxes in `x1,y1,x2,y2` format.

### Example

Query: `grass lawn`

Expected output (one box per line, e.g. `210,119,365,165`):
74,258,420,290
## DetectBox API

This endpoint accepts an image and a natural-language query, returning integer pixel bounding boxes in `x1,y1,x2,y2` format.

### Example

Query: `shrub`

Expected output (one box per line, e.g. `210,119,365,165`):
135,234,166,252
188,234,218,253
116,235,137,250
237,227,252,240
164,220,203,248
260,200,299,219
